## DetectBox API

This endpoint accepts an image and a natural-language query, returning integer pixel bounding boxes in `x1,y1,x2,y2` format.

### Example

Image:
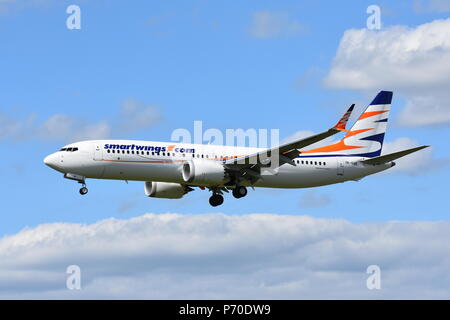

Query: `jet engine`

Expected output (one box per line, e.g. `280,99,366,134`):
181,160,229,186
144,181,190,199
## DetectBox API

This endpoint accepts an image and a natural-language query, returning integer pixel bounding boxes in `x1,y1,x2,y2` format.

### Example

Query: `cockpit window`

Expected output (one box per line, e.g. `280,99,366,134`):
60,147,79,152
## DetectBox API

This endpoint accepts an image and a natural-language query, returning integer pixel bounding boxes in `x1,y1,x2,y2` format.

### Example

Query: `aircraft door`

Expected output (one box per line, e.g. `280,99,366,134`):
93,144,103,161
337,159,344,176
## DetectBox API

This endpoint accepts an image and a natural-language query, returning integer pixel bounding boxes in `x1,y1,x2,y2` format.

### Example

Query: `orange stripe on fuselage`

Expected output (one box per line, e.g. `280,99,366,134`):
358,110,388,120
102,159,187,164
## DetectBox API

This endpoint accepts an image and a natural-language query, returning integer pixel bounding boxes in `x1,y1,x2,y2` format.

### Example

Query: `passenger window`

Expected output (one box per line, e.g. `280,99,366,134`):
127,151,130,154
152,152,155,156
183,154,186,157
301,160,304,164
107,150,110,153
314,161,317,165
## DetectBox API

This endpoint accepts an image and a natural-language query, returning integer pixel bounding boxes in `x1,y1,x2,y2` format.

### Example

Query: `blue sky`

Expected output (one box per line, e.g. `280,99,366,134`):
1,0,450,237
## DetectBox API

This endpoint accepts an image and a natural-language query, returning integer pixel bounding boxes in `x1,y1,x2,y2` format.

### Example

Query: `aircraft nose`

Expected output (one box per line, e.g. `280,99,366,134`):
44,153,59,170
43,155,51,166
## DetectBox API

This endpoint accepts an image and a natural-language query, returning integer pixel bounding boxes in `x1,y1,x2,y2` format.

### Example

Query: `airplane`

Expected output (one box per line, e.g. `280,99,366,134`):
44,91,428,207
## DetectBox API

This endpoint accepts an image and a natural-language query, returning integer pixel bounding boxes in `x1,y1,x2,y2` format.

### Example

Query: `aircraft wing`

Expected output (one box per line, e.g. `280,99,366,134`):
361,145,429,165
224,104,355,169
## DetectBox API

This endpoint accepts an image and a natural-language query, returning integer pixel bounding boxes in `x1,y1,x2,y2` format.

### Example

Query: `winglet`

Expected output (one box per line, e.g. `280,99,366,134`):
333,104,355,132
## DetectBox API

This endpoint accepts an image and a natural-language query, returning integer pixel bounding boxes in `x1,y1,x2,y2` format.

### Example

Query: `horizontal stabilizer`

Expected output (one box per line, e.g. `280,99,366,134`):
361,145,429,165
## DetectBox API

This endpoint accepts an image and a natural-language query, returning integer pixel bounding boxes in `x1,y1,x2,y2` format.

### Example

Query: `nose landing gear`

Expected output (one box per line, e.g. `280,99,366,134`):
79,185,88,195
64,173,88,196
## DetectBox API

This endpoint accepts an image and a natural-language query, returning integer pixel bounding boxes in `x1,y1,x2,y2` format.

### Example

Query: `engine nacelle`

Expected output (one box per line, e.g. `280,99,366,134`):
182,160,229,186
144,181,187,199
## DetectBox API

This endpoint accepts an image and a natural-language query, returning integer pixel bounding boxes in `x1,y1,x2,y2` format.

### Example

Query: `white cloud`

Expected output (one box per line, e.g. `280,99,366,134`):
117,98,162,135
37,114,111,142
0,98,162,143
324,19,450,90
324,18,450,127
249,11,306,39
0,111,35,141
397,94,450,127
1,213,450,299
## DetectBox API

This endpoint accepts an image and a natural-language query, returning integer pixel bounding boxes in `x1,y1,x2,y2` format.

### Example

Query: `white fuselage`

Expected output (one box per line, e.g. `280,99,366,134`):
44,140,393,189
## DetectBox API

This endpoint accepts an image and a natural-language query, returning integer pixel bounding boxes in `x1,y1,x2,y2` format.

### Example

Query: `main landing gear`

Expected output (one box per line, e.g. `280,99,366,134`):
232,186,247,199
208,186,248,207
209,193,224,207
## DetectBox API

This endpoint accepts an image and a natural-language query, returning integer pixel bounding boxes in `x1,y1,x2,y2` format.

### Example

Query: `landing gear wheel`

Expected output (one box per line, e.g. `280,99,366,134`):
79,187,88,195
209,194,224,207
232,186,247,199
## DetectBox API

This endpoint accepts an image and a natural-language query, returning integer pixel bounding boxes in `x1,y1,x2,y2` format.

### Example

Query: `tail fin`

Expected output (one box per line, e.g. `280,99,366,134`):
302,91,393,157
